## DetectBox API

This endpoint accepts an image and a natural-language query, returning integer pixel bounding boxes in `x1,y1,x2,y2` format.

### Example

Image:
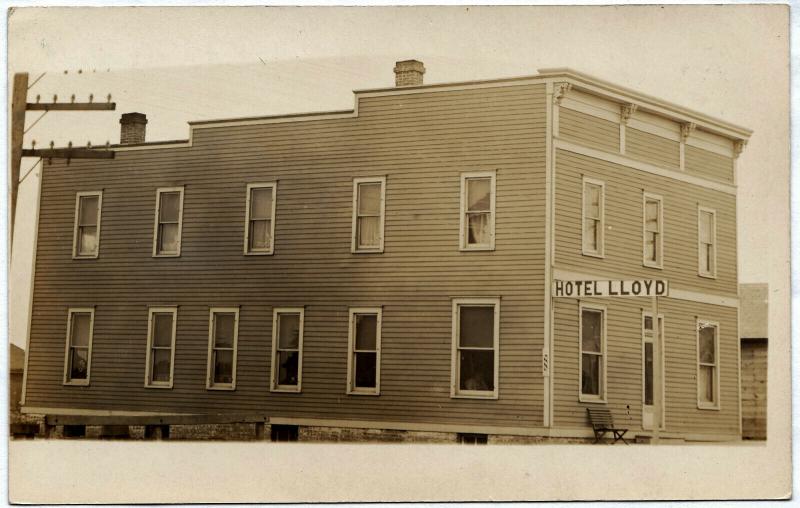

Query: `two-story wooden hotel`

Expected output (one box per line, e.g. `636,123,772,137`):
20,60,751,442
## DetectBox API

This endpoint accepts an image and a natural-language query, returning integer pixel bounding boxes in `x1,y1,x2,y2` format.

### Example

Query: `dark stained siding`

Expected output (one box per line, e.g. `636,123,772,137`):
554,149,737,296
626,127,680,169
741,340,767,439
25,84,547,428
553,298,740,438
685,145,734,183
559,107,620,153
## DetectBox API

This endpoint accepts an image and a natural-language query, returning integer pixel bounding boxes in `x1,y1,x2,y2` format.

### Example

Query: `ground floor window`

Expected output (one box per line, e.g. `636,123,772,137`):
206,307,239,390
347,308,382,395
452,298,500,398
580,304,606,402
697,320,720,409
271,308,304,392
271,424,299,442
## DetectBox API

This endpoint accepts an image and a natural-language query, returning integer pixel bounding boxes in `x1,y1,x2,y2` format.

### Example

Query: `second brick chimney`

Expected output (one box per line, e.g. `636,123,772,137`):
394,60,425,87
119,112,147,144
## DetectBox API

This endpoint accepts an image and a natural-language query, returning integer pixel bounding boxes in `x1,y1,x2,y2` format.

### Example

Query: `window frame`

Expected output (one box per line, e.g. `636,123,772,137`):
144,306,178,389
243,182,278,255
72,191,103,259
459,171,496,251
205,307,240,391
346,307,382,396
696,319,721,410
642,192,664,269
351,176,386,253
697,205,717,278
450,297,500,400
152,186,185,258
581,177,605,258
270,307,305,393
578,302,607,403
62,307,95,386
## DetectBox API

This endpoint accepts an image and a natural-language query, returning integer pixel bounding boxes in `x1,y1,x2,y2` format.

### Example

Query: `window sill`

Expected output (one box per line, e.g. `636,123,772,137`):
697,403,720,411
643,262,663,270
145,383,173,389
582,251,604,259
352,248,384,254
451,392,498,400
244,250,274,256
459,246,495,252
347,389,380,396
72,254,99,260
153,253,181,258
579,395,607,404
698,272,717,280
271,387,302,394
63,380,90,387
207,384,236,391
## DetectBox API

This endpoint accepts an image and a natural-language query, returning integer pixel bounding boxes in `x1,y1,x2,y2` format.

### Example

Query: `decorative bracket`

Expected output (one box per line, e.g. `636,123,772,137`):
620,104,638,124
680,122,696,142
553,82,572,105
733,139,747,158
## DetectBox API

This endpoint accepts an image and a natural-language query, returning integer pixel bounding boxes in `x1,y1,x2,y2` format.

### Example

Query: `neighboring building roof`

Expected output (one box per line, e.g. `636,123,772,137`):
740,283,768,339
10,344,25,373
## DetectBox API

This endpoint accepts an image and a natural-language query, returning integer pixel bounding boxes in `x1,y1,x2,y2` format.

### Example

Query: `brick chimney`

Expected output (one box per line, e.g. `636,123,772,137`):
394,60,425,87
119,112,147,144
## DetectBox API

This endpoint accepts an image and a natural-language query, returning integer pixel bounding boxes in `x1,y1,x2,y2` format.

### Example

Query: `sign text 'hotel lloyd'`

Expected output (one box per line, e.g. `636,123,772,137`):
553,279,669,298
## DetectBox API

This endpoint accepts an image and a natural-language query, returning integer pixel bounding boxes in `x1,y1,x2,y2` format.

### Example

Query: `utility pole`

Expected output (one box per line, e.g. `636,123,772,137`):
9,72,116,249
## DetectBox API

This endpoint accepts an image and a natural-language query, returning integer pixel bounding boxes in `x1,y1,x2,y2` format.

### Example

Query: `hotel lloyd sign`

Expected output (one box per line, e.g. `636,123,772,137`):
553,279,669,298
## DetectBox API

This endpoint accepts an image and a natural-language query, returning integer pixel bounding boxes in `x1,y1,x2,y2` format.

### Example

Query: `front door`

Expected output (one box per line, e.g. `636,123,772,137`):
642,314,664,430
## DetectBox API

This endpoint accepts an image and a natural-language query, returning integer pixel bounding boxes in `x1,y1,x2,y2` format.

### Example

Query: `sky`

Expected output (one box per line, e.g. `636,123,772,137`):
6,5,790,348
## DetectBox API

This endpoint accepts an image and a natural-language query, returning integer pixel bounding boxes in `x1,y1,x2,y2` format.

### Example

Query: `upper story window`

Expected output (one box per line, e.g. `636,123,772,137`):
460,172,496,251
347,308,382,395
582,178,605,257
73,192,102,259
63,308,95,386
145,307,178,388
580,303,606,402
271,308,304,392
643,193,663,268
697,320,720,409
152,187,184,257
352,177,386,253
698,206,717,278
244,183,277,255
451,298,500,399
206,307,239,390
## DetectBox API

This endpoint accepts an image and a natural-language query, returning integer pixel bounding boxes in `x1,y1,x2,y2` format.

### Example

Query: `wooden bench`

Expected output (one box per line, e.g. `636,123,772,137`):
587,407,628,444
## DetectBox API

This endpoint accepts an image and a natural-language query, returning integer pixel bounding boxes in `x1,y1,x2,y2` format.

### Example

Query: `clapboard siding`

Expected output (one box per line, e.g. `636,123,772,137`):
685,145,735,183
625,127,680,169
553,298,740,438
559,107,620,154
25,84,548,428
554,149,737,296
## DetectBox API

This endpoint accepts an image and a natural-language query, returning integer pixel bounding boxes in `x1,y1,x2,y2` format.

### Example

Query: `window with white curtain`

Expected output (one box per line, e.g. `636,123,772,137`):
153,187,184,257
460,171,496,250
352,177,386,253
244,183,277,255
73,192,102,258
145,307,177,388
